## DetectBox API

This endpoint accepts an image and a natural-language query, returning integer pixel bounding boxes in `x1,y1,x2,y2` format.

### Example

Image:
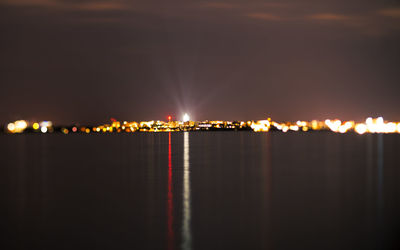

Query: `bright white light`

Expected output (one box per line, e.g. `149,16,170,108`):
183,113,190,122
41,126,48,133
7,123,15,132
355,124,367,135
182,132,192,249
15,120,27,130
338,125,347,133
325,119,341,132
387,123,397,133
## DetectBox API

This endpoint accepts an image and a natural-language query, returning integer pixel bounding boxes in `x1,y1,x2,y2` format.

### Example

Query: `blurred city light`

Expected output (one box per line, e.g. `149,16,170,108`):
3,116,400,134
7,120,28,133
7,123,15,132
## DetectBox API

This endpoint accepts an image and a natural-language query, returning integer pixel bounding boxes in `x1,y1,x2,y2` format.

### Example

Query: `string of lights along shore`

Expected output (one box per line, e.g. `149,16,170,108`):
4,113,400,135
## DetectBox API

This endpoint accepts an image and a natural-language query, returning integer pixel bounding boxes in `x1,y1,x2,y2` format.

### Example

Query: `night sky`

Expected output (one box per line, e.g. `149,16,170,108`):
1,0,400,124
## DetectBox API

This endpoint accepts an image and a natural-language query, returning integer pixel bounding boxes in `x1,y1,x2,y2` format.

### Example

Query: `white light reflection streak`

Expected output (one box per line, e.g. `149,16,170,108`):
377,134,384,246
182,132,192,250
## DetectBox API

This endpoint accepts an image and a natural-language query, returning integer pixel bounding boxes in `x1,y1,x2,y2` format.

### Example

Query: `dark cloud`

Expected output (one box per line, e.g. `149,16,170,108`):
379,8,400,18
0,0,399,124
246,12,282,21
307,13,353,21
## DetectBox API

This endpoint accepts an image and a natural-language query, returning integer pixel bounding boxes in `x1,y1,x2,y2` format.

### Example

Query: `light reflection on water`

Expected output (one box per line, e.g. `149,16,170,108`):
167,132,174,250
377,134,384,247
182,132,192,250
1,132,400,250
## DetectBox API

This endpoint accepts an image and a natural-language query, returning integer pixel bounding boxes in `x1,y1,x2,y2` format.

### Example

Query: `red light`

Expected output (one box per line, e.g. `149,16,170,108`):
168,116,172,121
167,132,174,250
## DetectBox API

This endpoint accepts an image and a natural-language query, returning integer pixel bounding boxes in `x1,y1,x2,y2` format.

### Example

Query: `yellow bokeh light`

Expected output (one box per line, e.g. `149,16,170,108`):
311,120,318,130
33,123,40,130
7,120,28,133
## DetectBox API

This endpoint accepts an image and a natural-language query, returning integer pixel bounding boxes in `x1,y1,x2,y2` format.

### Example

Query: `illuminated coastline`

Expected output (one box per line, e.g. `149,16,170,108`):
3,116,400,135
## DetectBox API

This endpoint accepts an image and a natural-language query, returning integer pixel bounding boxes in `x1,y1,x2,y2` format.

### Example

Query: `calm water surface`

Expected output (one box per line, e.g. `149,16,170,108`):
1,132,399,250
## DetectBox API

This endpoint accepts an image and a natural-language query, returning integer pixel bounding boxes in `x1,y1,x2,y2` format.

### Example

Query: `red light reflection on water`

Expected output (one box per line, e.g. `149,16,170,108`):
167,132,174,250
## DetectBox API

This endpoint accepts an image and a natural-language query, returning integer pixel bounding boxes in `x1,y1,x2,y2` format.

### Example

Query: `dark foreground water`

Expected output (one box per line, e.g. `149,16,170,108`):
1,132,399,250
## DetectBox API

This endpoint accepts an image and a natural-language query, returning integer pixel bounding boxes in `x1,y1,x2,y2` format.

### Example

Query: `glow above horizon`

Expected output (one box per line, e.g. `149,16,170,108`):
183,113,190,122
